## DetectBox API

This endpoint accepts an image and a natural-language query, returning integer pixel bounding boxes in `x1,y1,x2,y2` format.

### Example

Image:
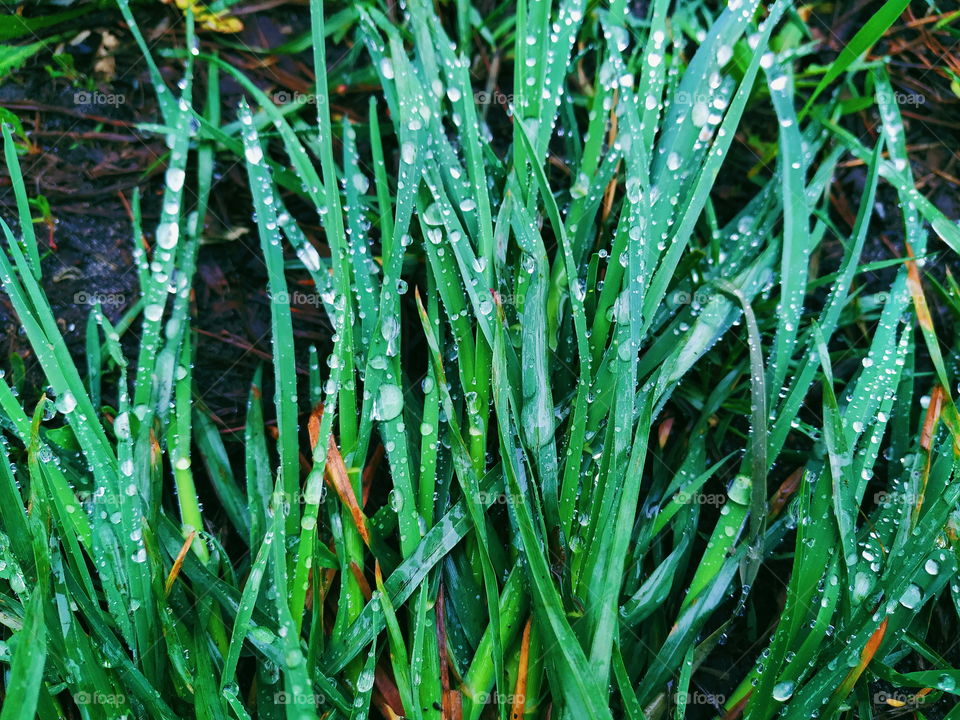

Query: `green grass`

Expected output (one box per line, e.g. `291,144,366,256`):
2,0,960,718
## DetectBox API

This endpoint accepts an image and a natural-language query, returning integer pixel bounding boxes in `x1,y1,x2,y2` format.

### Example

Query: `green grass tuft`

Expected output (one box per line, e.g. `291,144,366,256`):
2,1,960,718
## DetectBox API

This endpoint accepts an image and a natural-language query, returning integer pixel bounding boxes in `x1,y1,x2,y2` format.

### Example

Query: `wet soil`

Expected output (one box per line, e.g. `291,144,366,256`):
0,4,335,430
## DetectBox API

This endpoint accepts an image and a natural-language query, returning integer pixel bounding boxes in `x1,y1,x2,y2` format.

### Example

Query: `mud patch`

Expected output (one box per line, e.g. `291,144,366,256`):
0,213,137,387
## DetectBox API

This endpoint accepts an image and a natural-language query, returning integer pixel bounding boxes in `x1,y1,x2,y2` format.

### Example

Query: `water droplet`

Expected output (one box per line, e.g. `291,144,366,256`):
376,384,404,421
356,669,375,693
899,584,922,609
772,681,795,702
245,145,264,164
297,243,322,273
144,304,164,322
156,222,179,250
56,391,77,414
165,166,186,193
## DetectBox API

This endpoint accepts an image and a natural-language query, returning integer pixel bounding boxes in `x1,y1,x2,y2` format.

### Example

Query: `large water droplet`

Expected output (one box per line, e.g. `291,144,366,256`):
376,384,404,421
772,681,795,702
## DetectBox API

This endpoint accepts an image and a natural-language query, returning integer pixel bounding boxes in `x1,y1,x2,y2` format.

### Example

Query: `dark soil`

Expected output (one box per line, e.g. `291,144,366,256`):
0,213,136,368
0,4,334,432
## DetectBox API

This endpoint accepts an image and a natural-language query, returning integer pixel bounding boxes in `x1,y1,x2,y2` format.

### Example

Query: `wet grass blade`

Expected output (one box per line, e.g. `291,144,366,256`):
239,100,300,538
801,0,910,116
0,584,47,720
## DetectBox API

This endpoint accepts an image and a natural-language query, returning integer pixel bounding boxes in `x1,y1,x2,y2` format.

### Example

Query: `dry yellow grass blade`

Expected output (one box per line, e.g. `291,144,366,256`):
160,0,243,33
